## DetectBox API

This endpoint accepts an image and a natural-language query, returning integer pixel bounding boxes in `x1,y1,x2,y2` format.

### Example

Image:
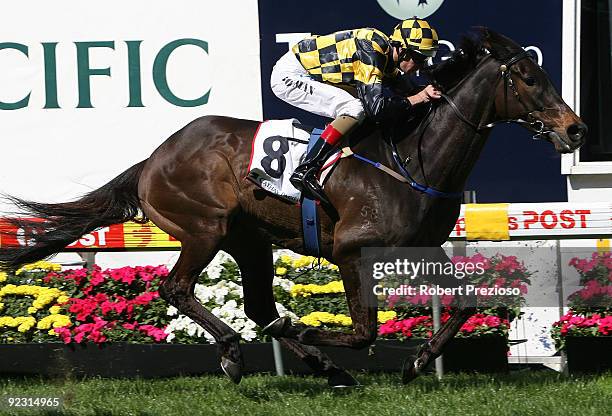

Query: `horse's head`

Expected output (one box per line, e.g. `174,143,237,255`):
428,28,586,153
480,28,586,153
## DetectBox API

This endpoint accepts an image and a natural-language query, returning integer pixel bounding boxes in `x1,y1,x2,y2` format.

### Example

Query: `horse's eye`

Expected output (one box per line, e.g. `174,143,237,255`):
524,77,536,86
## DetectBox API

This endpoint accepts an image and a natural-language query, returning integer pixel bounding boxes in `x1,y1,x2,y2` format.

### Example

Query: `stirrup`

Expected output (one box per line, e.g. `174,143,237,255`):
301,179,330,205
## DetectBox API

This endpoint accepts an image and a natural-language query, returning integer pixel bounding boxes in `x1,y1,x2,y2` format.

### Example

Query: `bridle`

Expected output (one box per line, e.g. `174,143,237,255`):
387,48,555,199
441,49,554,139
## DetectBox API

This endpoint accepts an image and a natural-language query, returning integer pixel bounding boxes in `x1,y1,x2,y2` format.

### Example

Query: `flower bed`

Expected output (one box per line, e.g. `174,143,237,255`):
0,251,523,376
0,252,522,345
551,252,612,373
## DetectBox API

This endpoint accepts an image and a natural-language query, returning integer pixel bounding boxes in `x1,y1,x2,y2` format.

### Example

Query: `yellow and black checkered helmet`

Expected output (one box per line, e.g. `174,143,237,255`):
390,17,439,57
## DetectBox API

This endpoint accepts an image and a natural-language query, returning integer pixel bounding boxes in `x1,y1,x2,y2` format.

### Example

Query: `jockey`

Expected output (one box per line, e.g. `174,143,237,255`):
270,17,442,203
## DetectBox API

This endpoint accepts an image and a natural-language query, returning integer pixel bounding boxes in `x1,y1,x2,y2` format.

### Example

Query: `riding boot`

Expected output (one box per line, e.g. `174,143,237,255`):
290,115,359,204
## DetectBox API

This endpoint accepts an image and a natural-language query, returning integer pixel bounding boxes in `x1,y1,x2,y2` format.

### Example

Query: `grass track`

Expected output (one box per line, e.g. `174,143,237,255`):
0,371,611,416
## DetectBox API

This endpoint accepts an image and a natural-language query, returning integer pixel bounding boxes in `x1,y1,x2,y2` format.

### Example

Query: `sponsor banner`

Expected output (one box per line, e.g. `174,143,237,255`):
450,202,612,239
0,220,180,251
0,1,262,211
2,203,611,251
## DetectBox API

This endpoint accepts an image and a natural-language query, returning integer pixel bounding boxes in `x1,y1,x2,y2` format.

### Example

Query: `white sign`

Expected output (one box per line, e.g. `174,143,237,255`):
0,1,262,208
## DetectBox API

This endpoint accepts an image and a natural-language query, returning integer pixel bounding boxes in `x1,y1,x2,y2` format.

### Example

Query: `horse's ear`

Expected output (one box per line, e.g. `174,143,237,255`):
473,26,492,48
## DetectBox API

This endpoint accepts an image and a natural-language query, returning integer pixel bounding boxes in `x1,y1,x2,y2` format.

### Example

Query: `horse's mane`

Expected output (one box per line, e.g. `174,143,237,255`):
425,27,526,91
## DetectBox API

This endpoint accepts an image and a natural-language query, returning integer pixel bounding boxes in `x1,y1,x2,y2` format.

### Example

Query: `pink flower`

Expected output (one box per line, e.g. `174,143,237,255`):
122,322,138,330
90,269,105,286
53,326,72,344
109,267,137,284
470,253,491,271
378,320,398,336
138,325,168,342
132,292,158,306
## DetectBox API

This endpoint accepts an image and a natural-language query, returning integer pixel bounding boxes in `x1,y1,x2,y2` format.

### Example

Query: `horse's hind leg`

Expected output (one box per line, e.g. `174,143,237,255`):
272,254,379,349
226,236,358,387
159,240,244,383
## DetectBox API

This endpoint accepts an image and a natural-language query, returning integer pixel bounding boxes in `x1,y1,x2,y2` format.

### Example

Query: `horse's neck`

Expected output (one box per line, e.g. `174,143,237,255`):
398,60,500,193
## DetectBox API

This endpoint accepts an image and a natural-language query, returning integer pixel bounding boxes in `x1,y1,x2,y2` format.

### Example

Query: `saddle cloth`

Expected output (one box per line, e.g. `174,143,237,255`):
246,119,341,203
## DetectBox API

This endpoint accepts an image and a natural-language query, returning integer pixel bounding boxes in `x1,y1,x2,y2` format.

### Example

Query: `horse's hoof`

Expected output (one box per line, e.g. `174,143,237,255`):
328,369,360,388
261,316,291,337
401,357,420,385
220,357,242,384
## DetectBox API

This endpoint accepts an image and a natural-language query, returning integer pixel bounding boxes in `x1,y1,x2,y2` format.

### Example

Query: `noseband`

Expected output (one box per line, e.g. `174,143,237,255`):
441,49,553,139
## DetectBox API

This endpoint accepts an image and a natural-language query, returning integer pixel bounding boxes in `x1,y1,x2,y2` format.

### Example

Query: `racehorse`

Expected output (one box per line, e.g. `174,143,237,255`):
0,28,586,386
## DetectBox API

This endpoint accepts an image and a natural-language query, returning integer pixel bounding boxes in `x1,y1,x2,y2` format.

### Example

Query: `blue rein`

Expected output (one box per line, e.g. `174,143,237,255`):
390,151,463,199
348,147,462,199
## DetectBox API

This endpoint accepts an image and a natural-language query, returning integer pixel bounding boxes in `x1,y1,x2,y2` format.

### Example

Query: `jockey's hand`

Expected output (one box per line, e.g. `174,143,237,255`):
408,85,442,105
423,84,442,100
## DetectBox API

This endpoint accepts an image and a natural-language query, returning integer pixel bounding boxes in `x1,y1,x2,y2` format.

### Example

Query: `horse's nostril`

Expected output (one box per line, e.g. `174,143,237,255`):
567,123,587,139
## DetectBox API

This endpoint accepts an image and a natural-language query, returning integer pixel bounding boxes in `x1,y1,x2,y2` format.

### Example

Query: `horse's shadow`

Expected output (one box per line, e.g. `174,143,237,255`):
235,374,364,401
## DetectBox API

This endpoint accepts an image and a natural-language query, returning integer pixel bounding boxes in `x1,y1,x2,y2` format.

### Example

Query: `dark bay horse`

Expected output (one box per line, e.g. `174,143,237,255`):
0,29,586,386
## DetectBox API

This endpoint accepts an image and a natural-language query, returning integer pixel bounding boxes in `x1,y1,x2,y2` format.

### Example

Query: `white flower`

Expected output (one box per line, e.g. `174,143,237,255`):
166,306,178,316
186,322,198,336
204,251,238,280
275,303,299,322
273,276,294,291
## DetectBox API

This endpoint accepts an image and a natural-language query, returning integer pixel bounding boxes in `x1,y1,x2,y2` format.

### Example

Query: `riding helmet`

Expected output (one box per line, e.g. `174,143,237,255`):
390,17,439,58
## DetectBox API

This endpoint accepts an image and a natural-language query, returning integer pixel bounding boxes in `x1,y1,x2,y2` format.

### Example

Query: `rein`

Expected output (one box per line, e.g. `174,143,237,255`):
440,50,554,139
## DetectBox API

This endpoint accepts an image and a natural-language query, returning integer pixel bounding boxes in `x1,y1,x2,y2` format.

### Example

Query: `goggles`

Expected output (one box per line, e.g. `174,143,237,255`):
405,49,429,66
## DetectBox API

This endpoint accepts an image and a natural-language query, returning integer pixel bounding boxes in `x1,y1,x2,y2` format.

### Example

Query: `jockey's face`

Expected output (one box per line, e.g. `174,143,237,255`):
399,59,418,74
393,46,420,74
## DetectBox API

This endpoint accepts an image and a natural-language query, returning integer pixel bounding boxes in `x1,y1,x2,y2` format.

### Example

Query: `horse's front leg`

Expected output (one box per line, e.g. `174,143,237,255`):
401,300,477,384
265,253,378,349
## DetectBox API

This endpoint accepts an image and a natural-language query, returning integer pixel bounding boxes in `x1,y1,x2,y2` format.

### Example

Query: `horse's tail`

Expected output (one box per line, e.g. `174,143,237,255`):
0,160,148,270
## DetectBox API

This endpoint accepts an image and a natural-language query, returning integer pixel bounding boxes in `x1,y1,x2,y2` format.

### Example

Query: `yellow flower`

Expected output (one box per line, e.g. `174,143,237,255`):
299,311,398,327
49,306,61,315
275,267,287,276
57,295,69,304
0,303,3,311
27,306,38,314
0,272,6,282
290,281,345,297
18,323,32,332
279,254,293,265
377,310,397,324
299,312,352,327
0,284,67,312
37,314,70,330
292,256,317,269
7,316,37,333
16,261,61,275
51,315,71,328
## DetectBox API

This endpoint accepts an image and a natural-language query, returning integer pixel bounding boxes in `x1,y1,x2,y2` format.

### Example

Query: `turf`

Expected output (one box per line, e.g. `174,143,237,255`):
0,371,610,416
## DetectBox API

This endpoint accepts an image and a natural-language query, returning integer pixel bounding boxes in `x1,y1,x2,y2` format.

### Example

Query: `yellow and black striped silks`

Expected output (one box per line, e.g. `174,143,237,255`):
292,28,410,120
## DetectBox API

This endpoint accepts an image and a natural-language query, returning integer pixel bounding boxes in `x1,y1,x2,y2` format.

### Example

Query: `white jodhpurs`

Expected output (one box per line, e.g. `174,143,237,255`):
270,51,365,120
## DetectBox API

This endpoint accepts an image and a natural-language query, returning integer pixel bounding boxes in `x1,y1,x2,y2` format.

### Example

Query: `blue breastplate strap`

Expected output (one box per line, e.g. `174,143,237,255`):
300,128,325,257
340,147,462,199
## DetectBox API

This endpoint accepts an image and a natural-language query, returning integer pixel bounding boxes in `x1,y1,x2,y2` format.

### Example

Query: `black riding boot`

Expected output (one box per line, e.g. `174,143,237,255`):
290,138,337,204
